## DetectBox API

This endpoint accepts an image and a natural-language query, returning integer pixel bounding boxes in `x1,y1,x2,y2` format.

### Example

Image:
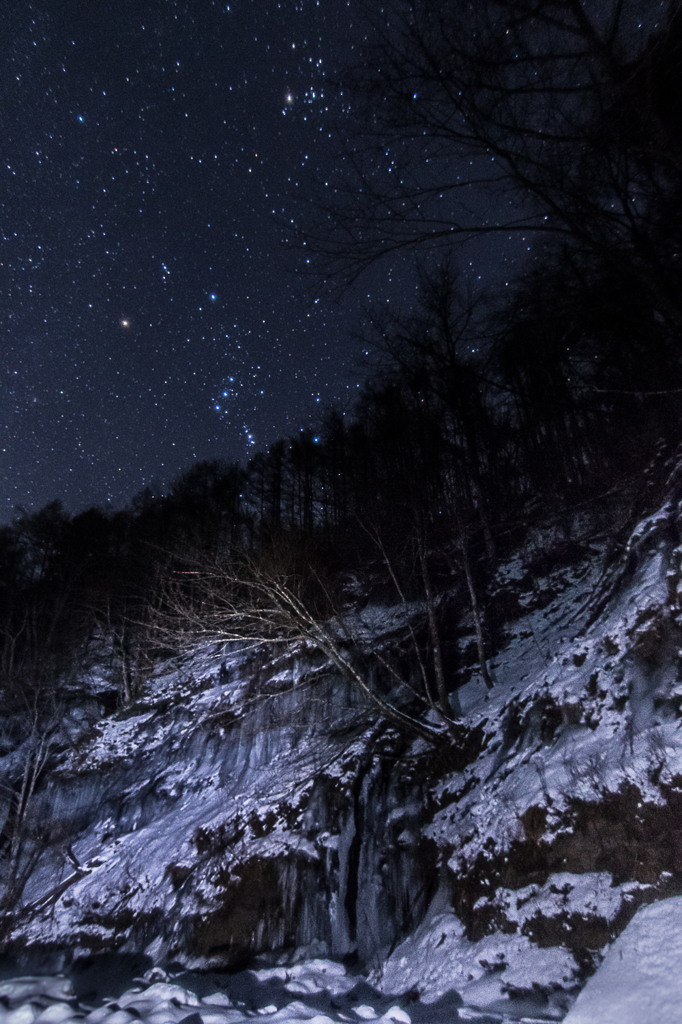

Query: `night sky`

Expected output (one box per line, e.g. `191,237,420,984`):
3,0,522,523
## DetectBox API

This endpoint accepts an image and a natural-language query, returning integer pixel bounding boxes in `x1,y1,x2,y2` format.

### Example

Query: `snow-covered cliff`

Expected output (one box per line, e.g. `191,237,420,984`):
4,459,682,1020
4,630,438,973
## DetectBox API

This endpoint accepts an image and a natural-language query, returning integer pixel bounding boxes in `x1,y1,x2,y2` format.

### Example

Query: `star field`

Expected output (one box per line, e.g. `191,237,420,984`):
2,0,364,519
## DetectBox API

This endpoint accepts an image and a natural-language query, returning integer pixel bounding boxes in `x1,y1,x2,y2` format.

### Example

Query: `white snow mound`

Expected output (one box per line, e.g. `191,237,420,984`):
563,895,682,1024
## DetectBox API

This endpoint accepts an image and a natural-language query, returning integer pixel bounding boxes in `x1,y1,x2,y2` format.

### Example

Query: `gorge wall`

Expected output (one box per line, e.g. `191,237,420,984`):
4,462,682,1013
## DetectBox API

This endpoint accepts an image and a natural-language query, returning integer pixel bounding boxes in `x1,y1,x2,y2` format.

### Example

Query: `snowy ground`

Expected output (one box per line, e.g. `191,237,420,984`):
3,895,682,1024
0,956,575,1024
0,959,540,1024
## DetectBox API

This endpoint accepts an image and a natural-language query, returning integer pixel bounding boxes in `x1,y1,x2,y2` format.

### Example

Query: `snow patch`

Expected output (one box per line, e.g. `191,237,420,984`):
376,909,578,1011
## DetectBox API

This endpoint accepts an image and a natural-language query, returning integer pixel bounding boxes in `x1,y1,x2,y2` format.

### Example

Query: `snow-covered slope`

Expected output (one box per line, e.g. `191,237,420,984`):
373,469,682,1015
5,457,682,1020
562,894,682,1023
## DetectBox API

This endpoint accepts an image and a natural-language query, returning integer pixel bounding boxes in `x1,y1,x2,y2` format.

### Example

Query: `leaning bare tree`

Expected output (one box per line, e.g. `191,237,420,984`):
0,684,66,914
152,538,462,746
0,511,84,917
1,737,53,912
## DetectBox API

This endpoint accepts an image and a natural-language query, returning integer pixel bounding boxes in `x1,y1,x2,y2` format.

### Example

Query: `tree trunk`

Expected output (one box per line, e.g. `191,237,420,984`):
459,536,494,690
417,538,461,723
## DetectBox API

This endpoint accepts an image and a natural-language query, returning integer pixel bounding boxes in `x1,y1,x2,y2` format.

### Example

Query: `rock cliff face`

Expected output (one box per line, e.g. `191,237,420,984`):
5,460,682,1014
3,641,439,972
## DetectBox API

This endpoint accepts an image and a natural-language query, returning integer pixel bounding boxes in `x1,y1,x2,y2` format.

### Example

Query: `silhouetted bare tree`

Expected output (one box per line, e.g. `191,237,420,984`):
306,0,682,337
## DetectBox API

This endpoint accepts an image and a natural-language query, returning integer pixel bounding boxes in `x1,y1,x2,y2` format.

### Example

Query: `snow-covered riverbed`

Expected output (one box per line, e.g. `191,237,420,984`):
4,898,682,1024
0,957,569,1024
3,896,682,1022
